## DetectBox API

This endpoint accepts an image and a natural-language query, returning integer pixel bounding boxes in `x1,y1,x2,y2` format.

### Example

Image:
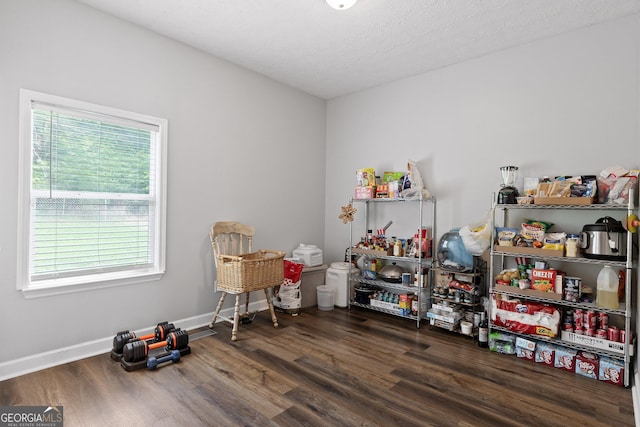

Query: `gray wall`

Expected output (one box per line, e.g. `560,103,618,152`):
324,14,640,263
0,0,326,377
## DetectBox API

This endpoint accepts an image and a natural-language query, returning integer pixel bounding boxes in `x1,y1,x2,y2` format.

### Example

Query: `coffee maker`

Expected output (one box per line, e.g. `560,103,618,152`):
497,166,519,204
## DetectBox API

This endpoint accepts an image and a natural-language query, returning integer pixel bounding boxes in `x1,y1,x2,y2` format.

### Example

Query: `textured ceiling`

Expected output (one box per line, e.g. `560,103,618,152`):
76,0,640,99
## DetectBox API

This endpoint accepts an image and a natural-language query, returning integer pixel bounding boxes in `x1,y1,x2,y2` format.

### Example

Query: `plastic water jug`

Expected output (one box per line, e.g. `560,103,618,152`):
596,265,619,310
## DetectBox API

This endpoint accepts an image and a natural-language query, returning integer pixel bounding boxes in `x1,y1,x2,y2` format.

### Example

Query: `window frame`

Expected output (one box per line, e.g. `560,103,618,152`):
17,89,168,298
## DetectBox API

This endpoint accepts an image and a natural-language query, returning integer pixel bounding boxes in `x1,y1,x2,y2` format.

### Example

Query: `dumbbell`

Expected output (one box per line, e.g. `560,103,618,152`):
147,350,181,370
112,322,176,354
122,329,189,363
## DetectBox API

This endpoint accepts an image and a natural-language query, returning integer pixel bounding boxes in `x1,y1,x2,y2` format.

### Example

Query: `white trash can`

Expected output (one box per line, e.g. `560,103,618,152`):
316,285,335,311
325,262,358,308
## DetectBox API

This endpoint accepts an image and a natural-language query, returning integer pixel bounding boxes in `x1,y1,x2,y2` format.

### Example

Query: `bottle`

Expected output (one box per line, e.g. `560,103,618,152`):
565,234,579,257
393,238,403,257
597,265,619,309
618,269,626,302
478,312,489,348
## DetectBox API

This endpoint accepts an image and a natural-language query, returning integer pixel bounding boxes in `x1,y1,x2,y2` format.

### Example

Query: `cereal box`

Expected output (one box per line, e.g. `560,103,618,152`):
554,347,577,371
575,351,600,379
535,342,556,366
599,356,624,387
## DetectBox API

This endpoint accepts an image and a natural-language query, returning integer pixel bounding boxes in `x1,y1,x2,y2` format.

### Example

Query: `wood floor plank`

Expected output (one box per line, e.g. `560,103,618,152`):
0,307,634,426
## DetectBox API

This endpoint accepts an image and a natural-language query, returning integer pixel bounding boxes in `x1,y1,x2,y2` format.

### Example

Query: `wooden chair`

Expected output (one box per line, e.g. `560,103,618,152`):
209,221,280,341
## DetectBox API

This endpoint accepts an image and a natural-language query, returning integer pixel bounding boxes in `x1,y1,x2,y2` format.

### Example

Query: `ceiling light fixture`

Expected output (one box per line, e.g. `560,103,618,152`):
325,0,358,10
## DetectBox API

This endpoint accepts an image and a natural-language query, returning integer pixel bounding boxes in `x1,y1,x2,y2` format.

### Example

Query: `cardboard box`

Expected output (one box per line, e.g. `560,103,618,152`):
554,347,578,371
370,299,402,314
575,351,600,379
493,245,563,258
531,269,556,293
535,342,557,366
516,337,536,361
534,197,594,205
560,331,628,355
355,186,375,199
599,356,625,387
426,309,461,323
495,284,563,301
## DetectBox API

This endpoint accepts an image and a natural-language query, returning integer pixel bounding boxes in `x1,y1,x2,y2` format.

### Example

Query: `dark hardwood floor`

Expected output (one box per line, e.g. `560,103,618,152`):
0,307,634,426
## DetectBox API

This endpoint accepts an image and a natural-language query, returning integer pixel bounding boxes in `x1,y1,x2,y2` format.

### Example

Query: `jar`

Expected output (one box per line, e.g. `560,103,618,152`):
566,234,579,257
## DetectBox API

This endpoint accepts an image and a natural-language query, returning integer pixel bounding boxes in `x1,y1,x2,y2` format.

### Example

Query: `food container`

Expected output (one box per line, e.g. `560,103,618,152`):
292,244,323,267
460,321,473,335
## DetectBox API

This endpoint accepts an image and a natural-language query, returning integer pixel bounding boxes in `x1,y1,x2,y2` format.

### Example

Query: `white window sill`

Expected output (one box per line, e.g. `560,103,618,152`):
20,270,165,299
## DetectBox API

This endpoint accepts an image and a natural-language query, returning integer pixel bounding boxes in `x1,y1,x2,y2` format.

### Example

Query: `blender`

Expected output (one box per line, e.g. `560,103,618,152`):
497,166,519,204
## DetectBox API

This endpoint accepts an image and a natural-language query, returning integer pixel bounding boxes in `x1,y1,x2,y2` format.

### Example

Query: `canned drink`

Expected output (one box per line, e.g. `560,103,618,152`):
586,310,596,329
608,326,619,342
620,329,626,344
574,328,584,335
596,329,607,339
563,322,574,333
585,328,595,337
574,309,584,329
598,312,608,330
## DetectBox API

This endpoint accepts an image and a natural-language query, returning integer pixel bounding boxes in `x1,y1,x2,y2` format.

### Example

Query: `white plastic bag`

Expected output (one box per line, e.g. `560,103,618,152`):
459,215,491,256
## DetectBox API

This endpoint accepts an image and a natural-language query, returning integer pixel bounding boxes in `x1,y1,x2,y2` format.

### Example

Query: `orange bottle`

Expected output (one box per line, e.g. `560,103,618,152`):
618,269,626,302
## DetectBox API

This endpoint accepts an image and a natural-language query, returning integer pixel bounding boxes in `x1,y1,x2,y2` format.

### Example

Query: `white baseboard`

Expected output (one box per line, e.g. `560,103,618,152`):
0,300,268,382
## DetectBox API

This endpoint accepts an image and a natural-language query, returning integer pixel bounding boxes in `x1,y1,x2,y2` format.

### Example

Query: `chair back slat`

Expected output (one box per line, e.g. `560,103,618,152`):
210,222,255,268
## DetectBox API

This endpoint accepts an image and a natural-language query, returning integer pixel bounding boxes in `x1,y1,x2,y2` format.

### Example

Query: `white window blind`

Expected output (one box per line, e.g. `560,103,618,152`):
18,89,167,296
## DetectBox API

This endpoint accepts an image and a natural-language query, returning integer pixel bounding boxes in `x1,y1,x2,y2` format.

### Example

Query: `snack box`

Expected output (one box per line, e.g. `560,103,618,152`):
531,269,556,293
599,356,625,387
355,186,375,199
554,347,577,372
535,342,557,366
515,337,536,361
575,351,600,379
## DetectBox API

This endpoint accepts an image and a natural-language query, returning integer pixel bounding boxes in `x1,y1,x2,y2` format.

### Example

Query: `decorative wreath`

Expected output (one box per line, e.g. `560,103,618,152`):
339,203,357,224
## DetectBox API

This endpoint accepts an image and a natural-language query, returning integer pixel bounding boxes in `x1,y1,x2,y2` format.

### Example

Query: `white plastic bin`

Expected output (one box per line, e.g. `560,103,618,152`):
292,244,323,267
325,262,358,308
316,285,335,311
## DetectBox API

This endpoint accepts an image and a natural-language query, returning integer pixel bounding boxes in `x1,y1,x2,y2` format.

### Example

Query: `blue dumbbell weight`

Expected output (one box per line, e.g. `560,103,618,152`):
147,349,181,370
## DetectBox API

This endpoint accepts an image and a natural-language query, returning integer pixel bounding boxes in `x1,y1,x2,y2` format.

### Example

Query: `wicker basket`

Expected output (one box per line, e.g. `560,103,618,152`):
216,250,286,293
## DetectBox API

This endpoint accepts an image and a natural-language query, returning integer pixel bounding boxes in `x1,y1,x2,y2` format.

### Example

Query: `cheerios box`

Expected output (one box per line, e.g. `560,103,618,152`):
599,356,624,387
515,337,536,361
534,342,556,366
575,351,600,379
554,347,577,371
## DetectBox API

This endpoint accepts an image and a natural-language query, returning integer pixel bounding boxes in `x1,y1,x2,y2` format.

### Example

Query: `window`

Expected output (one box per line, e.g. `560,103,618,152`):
17,89,167,298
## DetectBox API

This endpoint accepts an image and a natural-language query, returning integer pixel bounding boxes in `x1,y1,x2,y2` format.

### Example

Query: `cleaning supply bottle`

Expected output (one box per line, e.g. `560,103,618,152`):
597,265,619,309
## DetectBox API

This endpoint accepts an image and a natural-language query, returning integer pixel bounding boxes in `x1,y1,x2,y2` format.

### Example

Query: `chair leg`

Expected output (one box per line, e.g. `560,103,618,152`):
232,294,241,341
210,291,227,328
264,287,279,328
244,291,250,315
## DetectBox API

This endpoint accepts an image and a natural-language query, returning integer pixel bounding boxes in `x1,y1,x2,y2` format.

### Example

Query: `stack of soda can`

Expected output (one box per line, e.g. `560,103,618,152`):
563,309,627,343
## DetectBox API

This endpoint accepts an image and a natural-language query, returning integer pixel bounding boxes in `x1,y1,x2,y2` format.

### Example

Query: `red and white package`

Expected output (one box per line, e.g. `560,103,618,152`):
491,295,560,338
283,260,304,285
